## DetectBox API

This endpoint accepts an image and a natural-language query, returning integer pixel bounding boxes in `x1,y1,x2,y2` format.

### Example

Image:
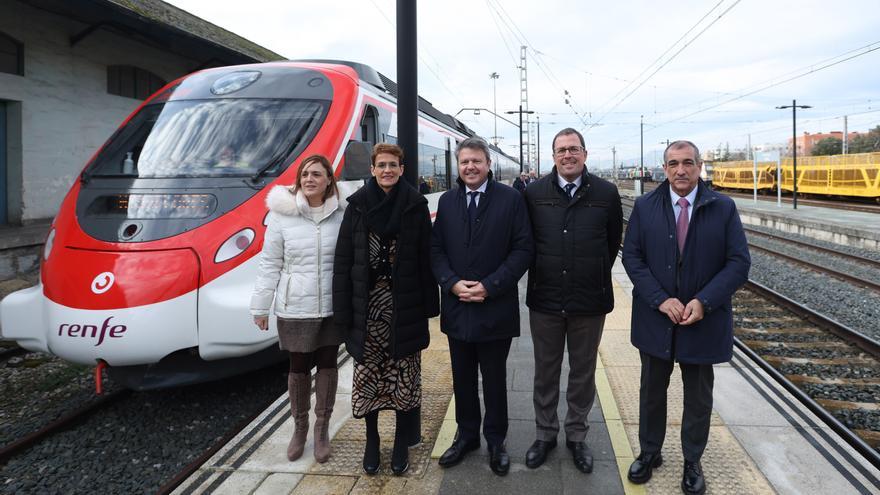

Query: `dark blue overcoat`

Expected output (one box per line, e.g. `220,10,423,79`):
622,180,750,364
431,178,534,342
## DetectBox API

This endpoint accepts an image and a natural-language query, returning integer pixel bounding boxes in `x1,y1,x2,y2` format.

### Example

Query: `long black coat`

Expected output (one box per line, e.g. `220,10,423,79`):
622,180,750,364
430,178,534,342
524,168,623,315
332,182,440,363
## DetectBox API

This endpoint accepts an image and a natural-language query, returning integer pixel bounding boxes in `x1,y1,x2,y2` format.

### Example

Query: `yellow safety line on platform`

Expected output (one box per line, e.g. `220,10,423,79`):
431,396,457,458
596,354,646,495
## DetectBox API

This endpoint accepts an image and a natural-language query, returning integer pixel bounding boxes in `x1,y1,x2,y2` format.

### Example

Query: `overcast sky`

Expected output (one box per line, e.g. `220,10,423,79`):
167,0,880,170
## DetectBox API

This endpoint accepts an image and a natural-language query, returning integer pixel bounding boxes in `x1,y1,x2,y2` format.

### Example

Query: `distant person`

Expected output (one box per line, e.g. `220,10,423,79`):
513,172,527,193
523,128,622,474
529,169,538,183
623,140,750,495
432,137,534,476
419,176,431,194
250,154,346,464
333,143,439,476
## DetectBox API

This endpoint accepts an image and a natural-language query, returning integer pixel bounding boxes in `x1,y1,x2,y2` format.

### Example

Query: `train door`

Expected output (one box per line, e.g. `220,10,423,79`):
0,102,6,224
361,105,378,146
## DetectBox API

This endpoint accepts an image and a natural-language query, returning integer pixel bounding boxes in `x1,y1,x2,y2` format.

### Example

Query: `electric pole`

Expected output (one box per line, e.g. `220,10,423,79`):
776,100,812,209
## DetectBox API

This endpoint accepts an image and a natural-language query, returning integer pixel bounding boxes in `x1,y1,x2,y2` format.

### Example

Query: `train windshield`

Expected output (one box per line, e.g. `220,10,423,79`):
87,99,326,178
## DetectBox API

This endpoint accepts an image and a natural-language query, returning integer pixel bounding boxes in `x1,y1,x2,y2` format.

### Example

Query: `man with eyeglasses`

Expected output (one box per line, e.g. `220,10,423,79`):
523,128,623,474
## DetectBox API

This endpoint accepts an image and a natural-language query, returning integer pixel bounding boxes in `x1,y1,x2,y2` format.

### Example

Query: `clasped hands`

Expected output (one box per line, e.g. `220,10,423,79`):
659,298,704,325
452,280,488,303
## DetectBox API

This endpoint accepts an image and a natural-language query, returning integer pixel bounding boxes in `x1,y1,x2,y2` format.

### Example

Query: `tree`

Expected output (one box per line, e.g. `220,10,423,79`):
812,137,842,156
849,125,880,153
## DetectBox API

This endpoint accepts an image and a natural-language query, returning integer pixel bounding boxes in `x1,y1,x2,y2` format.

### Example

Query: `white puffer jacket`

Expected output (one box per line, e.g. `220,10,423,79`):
250,184,346,318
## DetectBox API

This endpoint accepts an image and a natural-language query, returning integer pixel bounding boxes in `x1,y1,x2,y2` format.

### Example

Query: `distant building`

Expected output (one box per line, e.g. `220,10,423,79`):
0,0,284,225
787,131,860,157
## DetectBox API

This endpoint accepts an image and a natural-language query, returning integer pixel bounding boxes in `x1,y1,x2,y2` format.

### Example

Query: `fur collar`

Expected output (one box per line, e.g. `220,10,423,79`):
265,184,346,218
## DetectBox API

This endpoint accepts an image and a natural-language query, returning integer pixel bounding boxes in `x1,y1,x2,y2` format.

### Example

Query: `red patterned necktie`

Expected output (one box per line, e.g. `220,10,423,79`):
676,197,690,253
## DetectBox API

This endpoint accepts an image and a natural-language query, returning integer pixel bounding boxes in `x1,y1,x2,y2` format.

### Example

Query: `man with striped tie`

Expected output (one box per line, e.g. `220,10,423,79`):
623,140,750,495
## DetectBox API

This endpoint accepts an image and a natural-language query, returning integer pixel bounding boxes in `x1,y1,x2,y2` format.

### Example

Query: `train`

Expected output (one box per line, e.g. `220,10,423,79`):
0,60,519,390
711,152,880,200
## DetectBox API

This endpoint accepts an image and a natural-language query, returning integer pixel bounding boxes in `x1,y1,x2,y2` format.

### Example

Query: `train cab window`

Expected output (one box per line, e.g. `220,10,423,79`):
85,99,327,179
418,143,448,193
360,106,378,146
107,65,167,100
0,32,24,76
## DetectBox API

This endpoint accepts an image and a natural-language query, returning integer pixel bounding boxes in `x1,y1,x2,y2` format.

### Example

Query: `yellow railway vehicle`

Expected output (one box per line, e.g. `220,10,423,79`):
711,152,880,200
712,161,776,191
778,152,880,199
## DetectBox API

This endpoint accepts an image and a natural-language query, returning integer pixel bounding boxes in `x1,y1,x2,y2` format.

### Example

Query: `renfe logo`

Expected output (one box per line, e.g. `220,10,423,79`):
91,272,115,294
58,317,127,346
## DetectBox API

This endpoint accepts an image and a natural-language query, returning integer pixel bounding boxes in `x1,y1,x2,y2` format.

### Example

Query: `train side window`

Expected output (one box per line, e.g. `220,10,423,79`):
107,65,167,100
360,106,378,146
342,140,373,180
0,32,24,76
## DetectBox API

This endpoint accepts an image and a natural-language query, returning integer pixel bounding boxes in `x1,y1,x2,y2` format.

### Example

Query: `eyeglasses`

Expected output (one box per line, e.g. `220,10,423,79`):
554,146,584,156
373,162,401,170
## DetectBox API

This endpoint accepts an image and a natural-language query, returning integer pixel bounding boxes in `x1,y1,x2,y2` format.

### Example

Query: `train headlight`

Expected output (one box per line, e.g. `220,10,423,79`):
43,228,56,261
214,228,255,263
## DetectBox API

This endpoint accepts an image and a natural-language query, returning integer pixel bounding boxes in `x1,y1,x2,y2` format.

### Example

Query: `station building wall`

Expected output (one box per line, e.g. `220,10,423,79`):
0,0,197,224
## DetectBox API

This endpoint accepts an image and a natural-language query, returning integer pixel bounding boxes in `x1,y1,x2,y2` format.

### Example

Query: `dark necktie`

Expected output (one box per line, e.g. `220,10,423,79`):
676,197,690,253
467,191,479,224
564,183,576,198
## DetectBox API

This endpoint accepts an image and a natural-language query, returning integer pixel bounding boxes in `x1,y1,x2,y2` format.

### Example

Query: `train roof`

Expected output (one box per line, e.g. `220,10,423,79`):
291,59,515,162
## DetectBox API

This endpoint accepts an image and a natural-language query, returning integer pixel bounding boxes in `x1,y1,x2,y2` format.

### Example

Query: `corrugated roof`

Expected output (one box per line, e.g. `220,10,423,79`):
102,0,284,62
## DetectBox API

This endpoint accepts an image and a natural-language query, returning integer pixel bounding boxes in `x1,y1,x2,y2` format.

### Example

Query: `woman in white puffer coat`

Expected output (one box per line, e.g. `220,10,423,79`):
250,154,346,463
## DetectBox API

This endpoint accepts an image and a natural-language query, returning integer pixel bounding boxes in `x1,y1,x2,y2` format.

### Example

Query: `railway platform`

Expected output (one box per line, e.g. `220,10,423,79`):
730,196,880,251
172,259,880,495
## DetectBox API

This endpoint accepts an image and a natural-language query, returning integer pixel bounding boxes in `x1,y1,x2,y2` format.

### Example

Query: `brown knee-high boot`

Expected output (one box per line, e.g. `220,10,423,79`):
287,372,311,461
313,367,338,463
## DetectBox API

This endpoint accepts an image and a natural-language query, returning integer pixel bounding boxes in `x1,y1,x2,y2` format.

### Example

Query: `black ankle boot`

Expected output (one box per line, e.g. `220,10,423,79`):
363,411,380,475
391,410,410,475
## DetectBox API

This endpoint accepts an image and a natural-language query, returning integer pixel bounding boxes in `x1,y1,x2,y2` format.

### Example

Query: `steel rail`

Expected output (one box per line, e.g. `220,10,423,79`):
0,389,131,465
744,228,880,270
748,244,880,293
734,338,880,469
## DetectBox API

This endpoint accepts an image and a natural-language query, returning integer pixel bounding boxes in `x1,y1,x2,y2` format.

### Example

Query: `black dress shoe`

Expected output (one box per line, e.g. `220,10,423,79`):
488,444,510,476
566,440,593,473
525,438,557,468
627,451,663,484
391,440,409,475
681,461,705,495
438,437,480,468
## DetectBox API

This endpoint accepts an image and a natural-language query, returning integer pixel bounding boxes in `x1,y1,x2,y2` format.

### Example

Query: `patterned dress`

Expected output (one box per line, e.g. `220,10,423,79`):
351,232,422,418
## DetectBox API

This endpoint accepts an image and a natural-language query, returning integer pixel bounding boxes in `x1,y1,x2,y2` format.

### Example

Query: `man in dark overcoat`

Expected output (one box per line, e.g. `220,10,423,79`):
622,140,750,495
523,128,623,474
431,136,534,476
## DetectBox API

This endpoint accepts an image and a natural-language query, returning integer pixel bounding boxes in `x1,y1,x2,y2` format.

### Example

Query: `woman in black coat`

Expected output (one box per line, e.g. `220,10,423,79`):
333,143,439,476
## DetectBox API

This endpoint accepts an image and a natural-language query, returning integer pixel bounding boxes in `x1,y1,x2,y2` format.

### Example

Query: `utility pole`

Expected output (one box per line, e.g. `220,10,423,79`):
843,115,848,155
506,107,534,173
536,115,541,176
612,146,617,182
776,100,812,209
490,72,499,146
397,0,418,187
639,115,644,178
519,46,531,170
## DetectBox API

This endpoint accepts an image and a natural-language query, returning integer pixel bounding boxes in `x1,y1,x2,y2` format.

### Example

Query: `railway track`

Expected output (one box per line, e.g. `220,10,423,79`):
0,389,132,464
734,282,880,463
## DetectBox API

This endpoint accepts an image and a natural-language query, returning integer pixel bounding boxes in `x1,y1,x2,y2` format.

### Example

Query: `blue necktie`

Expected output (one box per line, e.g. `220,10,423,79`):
564,183,576,199
467,191,479,224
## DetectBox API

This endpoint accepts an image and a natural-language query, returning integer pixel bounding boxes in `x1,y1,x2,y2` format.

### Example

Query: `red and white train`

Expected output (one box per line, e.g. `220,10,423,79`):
0,61,518,389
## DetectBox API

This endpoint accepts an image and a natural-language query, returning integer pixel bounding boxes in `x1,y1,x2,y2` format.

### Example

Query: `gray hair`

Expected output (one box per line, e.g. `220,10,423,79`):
663,140,702,164
455,136,492,162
